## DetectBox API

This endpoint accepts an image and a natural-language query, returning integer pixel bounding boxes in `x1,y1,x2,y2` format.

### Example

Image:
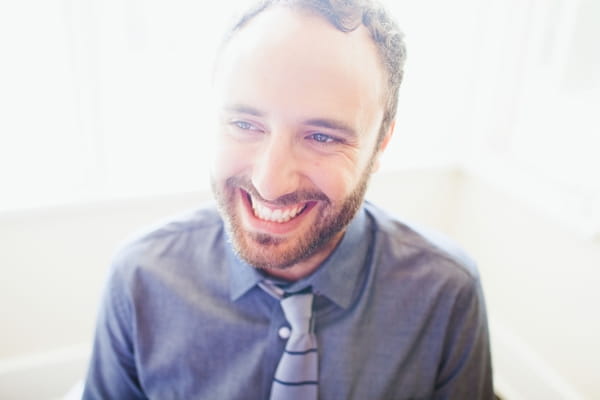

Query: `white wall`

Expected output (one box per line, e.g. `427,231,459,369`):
1,168,599,399
0,192,211,399
449,173,600,400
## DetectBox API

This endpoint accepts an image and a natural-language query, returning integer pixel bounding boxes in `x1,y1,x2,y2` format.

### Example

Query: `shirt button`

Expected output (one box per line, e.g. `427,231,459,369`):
278,326,291,340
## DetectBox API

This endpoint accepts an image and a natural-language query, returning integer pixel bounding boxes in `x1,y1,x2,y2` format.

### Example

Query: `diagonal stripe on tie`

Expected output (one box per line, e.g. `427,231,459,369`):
285,348,317,355
274,350,318,383
273,378,319,386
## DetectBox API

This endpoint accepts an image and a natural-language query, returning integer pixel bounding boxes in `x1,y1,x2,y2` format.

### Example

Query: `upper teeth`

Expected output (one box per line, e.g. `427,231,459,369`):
252,200,304,223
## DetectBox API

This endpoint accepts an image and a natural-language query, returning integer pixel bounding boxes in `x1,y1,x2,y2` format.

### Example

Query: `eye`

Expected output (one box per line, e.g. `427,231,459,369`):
232,120,255,130
308,133,339,144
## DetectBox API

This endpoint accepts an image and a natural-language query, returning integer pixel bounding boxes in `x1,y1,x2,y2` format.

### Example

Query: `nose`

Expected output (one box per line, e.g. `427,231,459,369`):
251,132,300,202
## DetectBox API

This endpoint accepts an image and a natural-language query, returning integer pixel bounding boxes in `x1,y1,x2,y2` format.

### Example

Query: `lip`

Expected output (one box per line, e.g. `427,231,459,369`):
238,188,318,236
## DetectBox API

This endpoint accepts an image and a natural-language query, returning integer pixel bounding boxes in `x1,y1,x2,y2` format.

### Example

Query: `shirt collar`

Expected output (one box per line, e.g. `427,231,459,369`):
228,246,264,302
228,205,372,309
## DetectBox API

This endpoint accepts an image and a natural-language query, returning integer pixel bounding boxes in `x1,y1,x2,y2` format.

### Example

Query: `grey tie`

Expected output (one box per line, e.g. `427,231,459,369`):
270,292,318,400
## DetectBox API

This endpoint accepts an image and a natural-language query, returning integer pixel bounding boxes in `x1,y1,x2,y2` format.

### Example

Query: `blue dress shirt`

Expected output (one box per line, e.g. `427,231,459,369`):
83,201,494,399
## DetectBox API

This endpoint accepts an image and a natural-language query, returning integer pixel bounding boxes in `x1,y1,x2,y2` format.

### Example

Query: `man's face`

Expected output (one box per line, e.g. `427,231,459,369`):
211,7,390,275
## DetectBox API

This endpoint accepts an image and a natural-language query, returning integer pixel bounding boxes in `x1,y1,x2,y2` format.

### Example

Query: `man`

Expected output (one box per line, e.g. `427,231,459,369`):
84,0,494,399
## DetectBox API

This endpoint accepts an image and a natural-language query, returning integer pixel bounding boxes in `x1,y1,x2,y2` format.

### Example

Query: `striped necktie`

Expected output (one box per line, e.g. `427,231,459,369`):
270,291,319,400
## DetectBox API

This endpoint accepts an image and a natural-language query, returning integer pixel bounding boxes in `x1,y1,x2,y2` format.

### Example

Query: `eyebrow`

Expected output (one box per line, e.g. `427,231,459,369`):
303,118,357,138
223,104,265,117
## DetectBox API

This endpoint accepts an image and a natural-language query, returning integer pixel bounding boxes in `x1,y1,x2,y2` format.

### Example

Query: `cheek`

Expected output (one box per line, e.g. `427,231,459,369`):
211,137,252,183
306,142,377,201
305,159,360,202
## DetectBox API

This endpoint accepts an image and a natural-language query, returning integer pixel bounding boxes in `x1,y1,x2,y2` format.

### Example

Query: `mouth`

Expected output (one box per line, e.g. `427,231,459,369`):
240,189,315,224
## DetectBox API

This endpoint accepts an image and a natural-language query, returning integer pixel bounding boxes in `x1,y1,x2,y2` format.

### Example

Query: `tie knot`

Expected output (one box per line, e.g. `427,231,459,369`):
281,292,314,333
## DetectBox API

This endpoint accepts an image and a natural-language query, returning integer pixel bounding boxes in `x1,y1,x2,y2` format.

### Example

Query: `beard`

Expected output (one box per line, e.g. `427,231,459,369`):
211,157,375,272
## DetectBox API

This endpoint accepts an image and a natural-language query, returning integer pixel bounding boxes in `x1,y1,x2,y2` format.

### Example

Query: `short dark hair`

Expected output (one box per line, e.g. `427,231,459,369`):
222,0,407,142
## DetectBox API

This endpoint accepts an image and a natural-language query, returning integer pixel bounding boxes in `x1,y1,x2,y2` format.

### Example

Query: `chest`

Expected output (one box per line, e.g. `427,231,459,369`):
133,289,445,399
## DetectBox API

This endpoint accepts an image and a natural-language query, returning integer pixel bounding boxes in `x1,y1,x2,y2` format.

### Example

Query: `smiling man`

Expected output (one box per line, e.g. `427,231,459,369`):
210,4,391,281
84,1,494,399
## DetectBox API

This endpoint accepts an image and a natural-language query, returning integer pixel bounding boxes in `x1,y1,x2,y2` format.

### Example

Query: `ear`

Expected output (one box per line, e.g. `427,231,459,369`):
371,120,395,173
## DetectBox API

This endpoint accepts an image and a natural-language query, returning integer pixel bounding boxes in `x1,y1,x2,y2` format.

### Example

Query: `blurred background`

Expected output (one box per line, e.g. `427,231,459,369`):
1,0,599,398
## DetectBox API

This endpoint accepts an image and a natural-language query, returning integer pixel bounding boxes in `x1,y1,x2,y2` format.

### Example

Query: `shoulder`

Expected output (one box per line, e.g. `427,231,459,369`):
364,202,480,291
109,203,225,281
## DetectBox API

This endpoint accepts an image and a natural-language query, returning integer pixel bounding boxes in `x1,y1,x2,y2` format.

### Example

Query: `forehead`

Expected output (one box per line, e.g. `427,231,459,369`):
214,7,385,124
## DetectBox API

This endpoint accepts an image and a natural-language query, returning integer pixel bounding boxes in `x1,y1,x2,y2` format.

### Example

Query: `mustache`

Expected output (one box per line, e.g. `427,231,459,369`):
225,176,329,206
